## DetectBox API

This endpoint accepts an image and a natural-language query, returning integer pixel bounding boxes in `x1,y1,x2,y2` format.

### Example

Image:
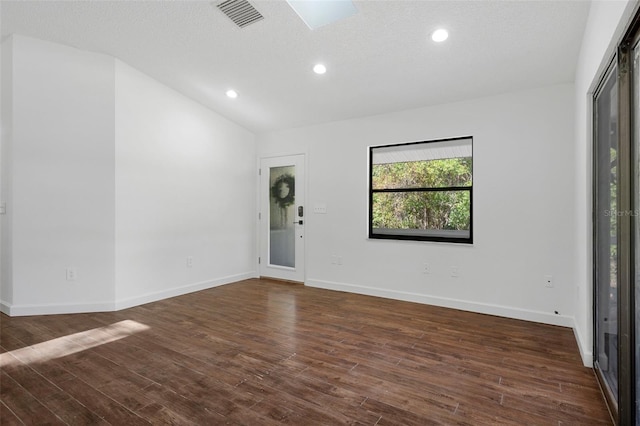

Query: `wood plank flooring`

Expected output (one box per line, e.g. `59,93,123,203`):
1,279,611,425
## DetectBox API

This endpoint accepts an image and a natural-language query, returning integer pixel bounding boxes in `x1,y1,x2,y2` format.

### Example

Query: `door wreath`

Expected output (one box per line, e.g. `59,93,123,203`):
271,174,295,227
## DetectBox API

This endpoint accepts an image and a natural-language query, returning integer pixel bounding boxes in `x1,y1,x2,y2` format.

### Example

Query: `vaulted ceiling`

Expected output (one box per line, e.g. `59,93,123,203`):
1,0,591,133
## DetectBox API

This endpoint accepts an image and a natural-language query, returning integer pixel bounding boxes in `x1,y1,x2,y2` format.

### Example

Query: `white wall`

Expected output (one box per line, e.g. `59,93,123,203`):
1,36,13,308
2,35,116,314
258,84,576,327
1,35,257,315
573,0,638,365
114,61,257,308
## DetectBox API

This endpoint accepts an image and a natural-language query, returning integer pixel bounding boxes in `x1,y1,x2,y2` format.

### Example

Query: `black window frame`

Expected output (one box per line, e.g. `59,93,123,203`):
368,136,473,244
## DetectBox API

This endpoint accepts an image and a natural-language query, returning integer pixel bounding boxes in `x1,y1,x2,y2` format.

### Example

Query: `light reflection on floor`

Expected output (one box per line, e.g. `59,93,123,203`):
267,291,297,338
0,319,149,367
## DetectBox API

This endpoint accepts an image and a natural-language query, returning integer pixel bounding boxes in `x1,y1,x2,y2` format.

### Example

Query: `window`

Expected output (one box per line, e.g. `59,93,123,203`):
369,136,473,243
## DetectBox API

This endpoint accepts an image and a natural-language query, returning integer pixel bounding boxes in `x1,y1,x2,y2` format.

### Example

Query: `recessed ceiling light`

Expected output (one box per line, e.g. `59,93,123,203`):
313,64,327,75
226,89,238,99
431,28,449,43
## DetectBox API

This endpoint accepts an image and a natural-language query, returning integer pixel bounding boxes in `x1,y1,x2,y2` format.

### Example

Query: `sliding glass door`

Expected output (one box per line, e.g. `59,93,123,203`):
594,62,620,417
593,17,640,424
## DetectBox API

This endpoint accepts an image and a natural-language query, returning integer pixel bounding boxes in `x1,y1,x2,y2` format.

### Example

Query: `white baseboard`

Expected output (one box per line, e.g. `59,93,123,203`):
306,278,575,328
572,318,593,367
2,300,116,317
1,271,256,317
2,273,593,367
114,271,255,311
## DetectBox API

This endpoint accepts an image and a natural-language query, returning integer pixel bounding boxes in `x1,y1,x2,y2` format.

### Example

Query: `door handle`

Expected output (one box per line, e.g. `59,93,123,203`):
293,220,303,225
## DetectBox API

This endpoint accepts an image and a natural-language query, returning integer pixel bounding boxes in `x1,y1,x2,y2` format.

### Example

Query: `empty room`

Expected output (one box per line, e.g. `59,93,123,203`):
1,0,640,424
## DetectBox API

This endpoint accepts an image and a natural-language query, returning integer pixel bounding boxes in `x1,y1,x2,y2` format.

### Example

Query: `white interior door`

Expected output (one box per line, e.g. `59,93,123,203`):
259,155,305,282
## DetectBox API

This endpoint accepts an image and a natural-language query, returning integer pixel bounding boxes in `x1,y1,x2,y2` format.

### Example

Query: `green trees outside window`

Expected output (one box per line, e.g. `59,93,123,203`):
369,137,473,243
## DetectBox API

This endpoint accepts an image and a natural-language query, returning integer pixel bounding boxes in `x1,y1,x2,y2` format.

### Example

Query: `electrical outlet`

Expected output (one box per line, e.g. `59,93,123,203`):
66,268,77,281
544,275,553,288
423,263,431,274
337,256,343,265
187,256,193,268
450,267,459,278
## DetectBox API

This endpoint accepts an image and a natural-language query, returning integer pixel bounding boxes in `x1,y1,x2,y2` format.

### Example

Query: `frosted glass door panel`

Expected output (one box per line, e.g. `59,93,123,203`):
269,166,295,268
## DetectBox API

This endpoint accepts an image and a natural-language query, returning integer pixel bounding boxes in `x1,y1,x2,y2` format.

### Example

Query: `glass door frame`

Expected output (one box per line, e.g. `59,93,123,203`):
593,14,640,424
617,34,635,426
593,59,621,423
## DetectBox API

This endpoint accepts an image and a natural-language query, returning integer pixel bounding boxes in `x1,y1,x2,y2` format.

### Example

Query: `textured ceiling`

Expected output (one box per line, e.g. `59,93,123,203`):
1,0,591,133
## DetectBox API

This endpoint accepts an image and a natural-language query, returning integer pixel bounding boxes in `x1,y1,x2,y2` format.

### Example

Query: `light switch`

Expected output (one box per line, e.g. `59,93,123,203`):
313,203,327,214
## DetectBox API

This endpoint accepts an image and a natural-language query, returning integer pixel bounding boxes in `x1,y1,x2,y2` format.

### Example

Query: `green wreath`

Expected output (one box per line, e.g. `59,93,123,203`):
271,174,295,209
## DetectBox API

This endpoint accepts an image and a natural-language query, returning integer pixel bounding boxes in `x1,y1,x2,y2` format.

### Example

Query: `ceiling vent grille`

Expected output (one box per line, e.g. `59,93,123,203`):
217,0,264,28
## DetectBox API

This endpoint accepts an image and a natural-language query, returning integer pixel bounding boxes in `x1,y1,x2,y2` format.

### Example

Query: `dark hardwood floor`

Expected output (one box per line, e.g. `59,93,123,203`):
1,278,611,425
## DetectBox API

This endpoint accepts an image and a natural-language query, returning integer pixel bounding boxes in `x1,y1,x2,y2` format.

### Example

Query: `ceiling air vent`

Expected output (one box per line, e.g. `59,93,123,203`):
217,0,264,28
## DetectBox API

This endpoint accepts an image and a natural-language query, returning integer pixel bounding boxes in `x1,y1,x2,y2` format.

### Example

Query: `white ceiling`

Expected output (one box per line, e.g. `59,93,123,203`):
1,0,591,133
